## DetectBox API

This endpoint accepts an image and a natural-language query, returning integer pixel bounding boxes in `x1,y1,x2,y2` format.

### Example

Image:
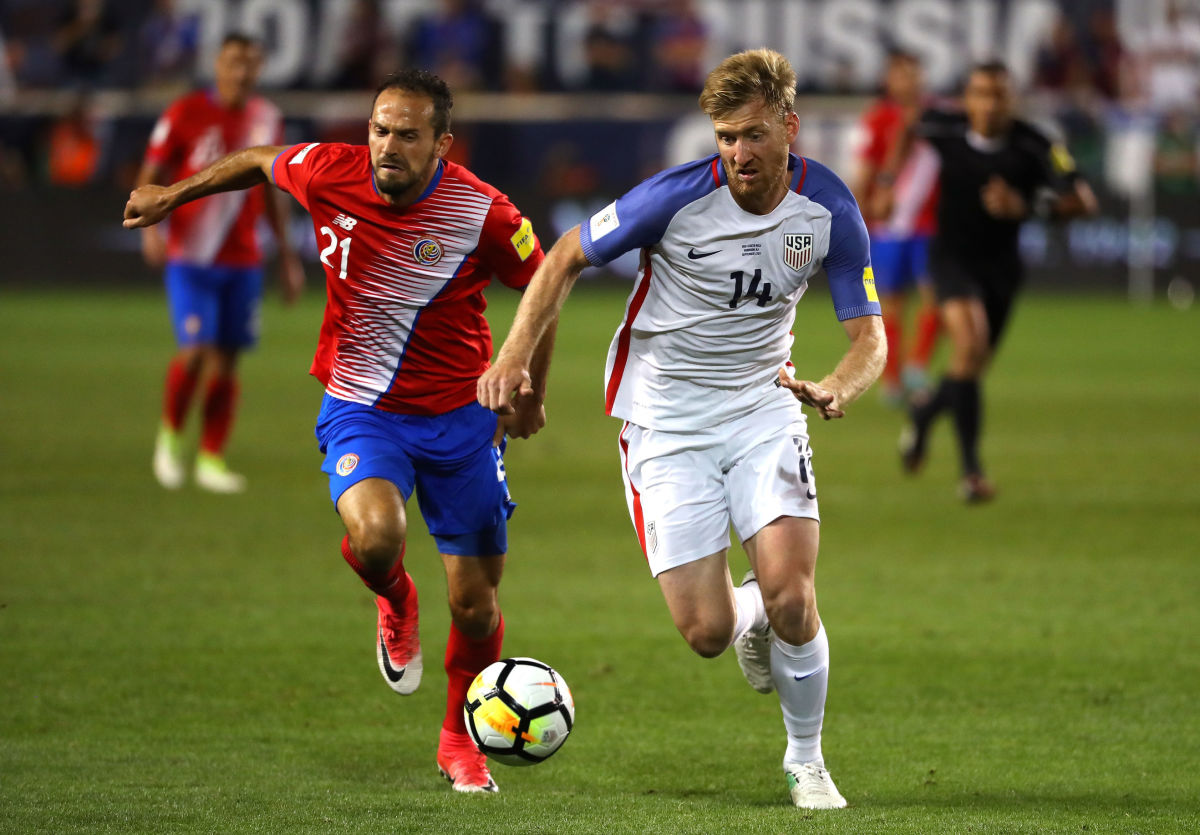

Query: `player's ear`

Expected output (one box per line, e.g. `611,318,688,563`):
434,131,454,160
785,112,800,145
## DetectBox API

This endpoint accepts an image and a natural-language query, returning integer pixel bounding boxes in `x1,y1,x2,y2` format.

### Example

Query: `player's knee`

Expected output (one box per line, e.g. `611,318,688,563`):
680,621,733,659
346,521,406,574
448,595,499,639
762,583,817,644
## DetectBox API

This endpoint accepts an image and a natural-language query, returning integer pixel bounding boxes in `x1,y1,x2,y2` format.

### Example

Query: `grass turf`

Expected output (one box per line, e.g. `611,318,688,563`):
1,285,1197,834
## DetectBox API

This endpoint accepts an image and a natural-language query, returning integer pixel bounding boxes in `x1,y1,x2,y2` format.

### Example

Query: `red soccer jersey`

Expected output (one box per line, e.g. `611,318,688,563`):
858,99,939,238
145,90,282,267
271,142,545,416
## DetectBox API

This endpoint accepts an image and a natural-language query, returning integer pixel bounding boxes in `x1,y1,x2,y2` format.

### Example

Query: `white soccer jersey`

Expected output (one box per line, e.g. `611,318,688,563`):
581,154,881,432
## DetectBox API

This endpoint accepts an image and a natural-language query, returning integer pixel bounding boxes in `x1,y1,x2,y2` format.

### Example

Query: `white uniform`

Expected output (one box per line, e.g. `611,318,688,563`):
582,154,880,575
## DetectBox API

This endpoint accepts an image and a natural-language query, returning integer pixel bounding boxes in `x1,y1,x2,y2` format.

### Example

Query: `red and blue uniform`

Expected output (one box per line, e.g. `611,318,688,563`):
271,142,544,554
145,89,282,347
857,98,939,295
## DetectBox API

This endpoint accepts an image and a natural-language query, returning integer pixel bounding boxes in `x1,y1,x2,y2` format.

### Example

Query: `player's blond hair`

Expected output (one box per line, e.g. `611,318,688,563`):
699,48,797,122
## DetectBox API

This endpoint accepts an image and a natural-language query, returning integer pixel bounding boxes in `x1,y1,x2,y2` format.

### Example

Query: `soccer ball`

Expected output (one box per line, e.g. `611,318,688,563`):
463,657,575,766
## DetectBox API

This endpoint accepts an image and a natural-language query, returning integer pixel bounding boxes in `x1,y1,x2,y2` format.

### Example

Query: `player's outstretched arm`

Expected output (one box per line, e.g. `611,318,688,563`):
122,145,288,229
779,315,887,420
479,226,589,415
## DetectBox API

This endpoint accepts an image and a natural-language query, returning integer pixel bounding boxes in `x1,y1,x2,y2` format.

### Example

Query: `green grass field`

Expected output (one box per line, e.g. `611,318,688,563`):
1,285,1198,834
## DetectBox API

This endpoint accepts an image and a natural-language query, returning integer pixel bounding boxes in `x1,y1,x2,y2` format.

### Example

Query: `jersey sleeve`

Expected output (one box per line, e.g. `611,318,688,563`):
270,142,327,211
143,99,186,169
807,163,882,321
580,158,716,266
857,106,888,167
478,195,545,290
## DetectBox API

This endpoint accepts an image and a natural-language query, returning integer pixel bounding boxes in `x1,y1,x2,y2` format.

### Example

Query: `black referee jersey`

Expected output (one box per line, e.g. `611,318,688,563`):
918,109,1081,279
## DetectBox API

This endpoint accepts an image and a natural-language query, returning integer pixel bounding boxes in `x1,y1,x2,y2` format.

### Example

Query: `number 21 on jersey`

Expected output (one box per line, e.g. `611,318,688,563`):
318,226,351,279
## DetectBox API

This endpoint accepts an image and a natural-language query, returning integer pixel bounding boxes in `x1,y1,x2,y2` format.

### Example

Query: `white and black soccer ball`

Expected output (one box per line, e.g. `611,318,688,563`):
463,657,575,766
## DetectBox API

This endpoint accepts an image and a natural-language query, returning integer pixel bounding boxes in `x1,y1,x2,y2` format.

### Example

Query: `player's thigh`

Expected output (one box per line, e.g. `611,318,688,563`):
655,549,736,648
725,400,819,547
316,395,416,545
215,265,263,350
164,261,220,346
617,421,729,578
940,296,990,362
413,402,514,558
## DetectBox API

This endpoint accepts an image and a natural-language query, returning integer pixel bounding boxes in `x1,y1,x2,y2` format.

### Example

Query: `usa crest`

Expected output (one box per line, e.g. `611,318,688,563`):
412,237,444,266
783,233,813,272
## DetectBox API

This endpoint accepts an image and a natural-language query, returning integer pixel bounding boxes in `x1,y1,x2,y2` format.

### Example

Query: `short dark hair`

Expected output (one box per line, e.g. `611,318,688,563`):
373,69,454,136
221,32,260,51
970,60,1010,79
887,48,919,65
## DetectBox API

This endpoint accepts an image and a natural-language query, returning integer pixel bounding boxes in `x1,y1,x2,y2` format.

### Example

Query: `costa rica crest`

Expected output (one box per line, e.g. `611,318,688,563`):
783,233,813,272
412,237,444,266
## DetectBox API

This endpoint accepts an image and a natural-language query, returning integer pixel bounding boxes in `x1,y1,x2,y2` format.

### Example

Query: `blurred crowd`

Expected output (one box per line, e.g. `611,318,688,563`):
0,0,712,95
0,0,1197,200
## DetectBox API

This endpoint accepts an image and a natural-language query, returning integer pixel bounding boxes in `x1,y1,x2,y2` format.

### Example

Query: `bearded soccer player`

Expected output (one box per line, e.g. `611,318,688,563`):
124,69,553,793
889,62,1097,501
480,49,885,809
851,49,941,405
138,33,304,493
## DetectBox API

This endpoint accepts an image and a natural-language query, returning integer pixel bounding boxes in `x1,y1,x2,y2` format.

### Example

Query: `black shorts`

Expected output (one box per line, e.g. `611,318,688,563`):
929,249,1023,349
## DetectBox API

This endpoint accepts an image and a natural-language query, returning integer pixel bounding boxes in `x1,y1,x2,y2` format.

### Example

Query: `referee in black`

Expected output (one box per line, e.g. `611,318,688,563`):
885,61,1097,501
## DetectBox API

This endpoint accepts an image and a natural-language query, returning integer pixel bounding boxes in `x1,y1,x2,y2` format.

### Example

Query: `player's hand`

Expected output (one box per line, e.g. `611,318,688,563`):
868,183,894,221
278,249,305,306
493,390,546,446
980,176,1027,220
140,225,167,269
477,353,534,416
123,184,174,229
777,368,845,420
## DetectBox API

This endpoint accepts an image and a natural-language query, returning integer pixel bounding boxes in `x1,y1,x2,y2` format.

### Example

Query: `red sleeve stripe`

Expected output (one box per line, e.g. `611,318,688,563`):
710,157,721,187
618,422,648,560
604,250,654,415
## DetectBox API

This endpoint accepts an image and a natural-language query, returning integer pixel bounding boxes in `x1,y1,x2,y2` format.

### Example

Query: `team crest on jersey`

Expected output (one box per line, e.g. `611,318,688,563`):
412,237,444,266
336,453,359,476
783,233,813,271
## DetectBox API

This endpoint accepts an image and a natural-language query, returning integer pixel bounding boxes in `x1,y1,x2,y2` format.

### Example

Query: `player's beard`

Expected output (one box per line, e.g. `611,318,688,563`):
372,153,435,198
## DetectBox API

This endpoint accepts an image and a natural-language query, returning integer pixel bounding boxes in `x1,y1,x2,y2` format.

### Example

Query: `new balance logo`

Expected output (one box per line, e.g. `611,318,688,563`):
332,214,358,231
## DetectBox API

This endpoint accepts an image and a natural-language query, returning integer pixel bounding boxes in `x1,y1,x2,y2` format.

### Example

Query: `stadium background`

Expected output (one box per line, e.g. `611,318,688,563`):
1,0,1198,300
2,2,1199,833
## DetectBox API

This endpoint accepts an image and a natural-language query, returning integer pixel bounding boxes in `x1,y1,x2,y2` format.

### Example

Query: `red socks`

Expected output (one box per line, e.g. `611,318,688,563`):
339,535,414,605
162,358,200,431
882,316,902,387
199,375,239,455
443,615,504,734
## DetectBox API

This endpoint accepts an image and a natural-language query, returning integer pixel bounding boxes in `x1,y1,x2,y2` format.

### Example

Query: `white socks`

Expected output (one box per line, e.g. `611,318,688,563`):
772,623,829,767
731,578,768,644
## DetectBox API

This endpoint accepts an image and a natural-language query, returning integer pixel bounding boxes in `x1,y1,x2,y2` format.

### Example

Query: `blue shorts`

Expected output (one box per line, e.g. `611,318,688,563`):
315,395,516,557
165,261,263,349
869,235,930,295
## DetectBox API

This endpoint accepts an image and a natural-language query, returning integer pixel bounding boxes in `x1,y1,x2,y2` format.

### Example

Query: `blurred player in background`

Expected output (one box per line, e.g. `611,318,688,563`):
138,33,304,494
479,49,885,810
124,69,553,793
851,49,941,405
889,61,1097,501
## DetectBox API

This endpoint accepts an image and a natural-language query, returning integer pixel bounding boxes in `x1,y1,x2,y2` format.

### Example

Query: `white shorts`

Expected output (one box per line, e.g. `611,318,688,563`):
616,397,820,577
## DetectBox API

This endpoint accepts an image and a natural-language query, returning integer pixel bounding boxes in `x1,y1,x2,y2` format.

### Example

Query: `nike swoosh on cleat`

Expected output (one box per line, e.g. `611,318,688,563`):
687,247,720,259
379,633,407,683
